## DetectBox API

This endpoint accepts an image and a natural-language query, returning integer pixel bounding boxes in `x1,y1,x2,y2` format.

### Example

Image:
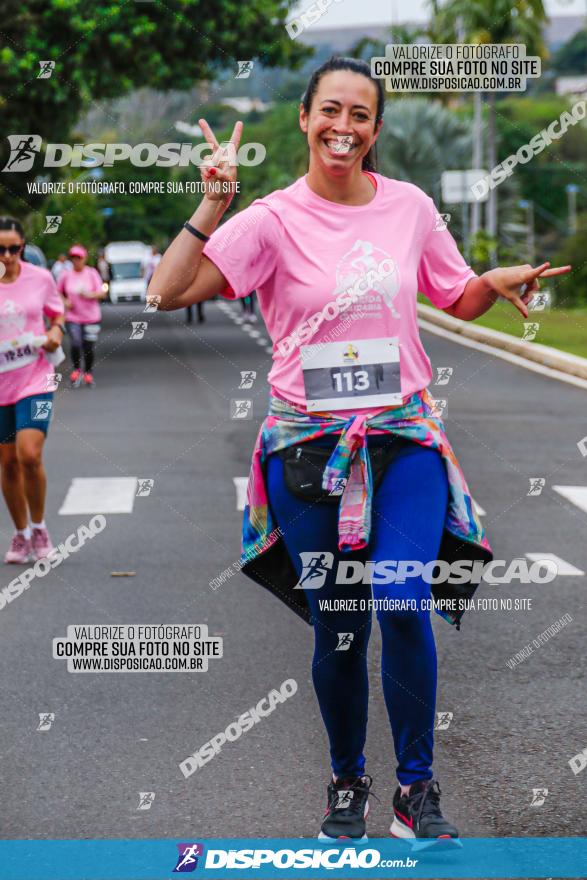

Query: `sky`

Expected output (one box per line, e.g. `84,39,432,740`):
288,0,587,27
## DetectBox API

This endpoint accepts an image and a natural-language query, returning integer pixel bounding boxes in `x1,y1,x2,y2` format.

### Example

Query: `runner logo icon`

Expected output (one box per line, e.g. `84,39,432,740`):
38,61,55,79
522,322,540,341
335,790,354,808
435,367,453,385
173,842,204,872
2,135,42,172
137,792,155,810
336,632,354,651
328,477,347,496
32,400,53,421
236,60,253,79
239,371,256,389
37,712,55,731
45,372,62,391
429,398,447,418
295,552,334,589
528,477,546,496
136,479,155,497
530,788,548,806
44,215,62,233
231,399,253,419
130,322,148,340
433,212,451,231
144,295,161,313
435,711,453,730
332,135,354,154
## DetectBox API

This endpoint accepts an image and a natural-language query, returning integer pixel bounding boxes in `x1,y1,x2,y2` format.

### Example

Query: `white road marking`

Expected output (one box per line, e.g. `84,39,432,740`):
525,553,584,576
216,301,271,356
59,478,138,514
419,319,587,391
233,477,249,511
552,485,587,515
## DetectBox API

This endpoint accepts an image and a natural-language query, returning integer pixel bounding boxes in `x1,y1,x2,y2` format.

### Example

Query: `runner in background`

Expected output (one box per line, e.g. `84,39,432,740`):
97,249,110,284
58,245,106,388
51,253,72,283
240,290,257,323
145,245,161,285
0,217,65,563
185,301,205,324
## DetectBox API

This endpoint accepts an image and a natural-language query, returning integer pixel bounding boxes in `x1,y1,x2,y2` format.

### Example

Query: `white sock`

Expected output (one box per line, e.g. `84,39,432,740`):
17,526,31,540
31,520,46,530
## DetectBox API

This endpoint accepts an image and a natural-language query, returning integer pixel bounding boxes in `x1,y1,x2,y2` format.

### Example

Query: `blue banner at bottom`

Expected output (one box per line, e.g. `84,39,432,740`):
0,838,585,879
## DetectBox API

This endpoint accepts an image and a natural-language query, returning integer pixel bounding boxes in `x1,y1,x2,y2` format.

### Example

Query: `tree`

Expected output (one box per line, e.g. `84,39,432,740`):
551,28,587,76
376,99,472,205
428,0,547,256
27,190,105,263
553,213,587,308
0,0,309,212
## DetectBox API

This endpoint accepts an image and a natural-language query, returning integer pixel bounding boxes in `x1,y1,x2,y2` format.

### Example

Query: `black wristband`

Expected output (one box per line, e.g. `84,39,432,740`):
183,221,210,243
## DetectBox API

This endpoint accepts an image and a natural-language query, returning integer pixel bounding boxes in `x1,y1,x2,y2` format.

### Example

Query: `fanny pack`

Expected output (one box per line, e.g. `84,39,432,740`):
278,436,410,504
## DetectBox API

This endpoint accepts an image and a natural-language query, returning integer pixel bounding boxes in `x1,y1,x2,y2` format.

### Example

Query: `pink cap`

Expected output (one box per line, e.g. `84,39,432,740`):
68,244,87,258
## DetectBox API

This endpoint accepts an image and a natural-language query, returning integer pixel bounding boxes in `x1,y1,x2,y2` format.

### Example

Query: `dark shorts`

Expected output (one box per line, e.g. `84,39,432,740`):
0,392,54,444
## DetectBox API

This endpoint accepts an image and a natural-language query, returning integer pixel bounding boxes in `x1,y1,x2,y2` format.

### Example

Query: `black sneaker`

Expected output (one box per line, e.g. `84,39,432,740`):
319,774,374,842
391,780,459,842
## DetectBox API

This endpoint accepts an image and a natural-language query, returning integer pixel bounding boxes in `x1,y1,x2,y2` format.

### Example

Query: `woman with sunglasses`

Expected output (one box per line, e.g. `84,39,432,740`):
150,57,570,842
0,217,65,564
58,245,106,388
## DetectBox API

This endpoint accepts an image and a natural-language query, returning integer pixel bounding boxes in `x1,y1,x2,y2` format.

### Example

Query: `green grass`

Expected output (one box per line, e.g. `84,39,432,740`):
419,297,587,360
467,302,587,360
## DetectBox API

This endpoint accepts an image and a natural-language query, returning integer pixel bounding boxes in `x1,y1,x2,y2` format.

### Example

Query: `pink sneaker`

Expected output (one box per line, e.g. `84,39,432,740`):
31,527,54,560
4,532,32,564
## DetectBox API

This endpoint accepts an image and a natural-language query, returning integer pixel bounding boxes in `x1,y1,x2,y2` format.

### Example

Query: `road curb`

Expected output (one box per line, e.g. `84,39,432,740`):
417,303,587,381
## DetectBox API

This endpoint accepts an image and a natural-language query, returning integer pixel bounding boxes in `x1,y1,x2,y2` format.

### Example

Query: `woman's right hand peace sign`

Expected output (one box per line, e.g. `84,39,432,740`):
198,118,243,203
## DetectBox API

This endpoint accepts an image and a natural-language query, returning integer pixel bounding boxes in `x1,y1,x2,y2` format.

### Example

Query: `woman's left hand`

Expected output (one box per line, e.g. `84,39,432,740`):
43,325,63,352
483,262,572,319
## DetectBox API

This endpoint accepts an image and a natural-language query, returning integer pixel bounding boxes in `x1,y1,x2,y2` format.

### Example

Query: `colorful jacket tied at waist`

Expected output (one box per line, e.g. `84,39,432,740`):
238,389,493,629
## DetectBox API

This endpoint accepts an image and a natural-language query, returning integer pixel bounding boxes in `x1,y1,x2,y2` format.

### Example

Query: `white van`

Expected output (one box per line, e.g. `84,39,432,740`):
104,241,150,304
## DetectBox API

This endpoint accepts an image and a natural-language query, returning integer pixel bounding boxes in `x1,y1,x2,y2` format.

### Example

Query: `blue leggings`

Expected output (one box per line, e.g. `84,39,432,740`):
266,435,449,785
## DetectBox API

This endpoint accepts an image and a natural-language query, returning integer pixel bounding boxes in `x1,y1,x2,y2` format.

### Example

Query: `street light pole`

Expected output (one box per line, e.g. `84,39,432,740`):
566,184,579,235
471,91,483,237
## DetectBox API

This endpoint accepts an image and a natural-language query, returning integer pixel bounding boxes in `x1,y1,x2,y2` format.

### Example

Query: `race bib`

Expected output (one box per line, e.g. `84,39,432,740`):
300,338,402,411
0,333,40,374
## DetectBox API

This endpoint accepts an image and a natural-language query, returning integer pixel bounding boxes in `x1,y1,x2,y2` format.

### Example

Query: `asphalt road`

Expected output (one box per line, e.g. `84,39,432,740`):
0,299,585,842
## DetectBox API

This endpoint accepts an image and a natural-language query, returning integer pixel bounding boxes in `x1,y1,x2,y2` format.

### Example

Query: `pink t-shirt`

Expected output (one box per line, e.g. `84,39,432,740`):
0,261,65,406
58,266,103,324
203,173,477,413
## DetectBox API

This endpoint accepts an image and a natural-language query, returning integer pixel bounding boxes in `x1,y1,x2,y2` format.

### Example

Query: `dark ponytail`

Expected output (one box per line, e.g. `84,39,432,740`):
301,56,385,172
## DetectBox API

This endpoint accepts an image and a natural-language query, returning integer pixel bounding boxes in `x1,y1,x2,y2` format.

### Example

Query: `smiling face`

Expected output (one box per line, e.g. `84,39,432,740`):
300,70,382,177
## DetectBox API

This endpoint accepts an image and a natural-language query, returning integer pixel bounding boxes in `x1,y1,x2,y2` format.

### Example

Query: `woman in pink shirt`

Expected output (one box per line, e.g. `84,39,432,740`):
0,217,65,564
58,244,106,388
149,57,569,842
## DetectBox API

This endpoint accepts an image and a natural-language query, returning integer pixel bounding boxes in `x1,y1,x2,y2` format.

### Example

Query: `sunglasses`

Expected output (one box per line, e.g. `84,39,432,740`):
0,244,23,256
